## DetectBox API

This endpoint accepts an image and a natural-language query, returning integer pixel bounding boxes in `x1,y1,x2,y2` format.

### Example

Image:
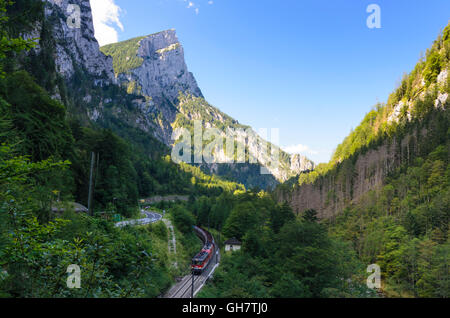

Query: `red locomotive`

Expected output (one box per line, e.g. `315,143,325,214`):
191,226,215,275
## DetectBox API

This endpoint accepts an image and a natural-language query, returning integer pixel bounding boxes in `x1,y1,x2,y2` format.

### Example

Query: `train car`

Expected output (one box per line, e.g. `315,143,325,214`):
191,226,215,275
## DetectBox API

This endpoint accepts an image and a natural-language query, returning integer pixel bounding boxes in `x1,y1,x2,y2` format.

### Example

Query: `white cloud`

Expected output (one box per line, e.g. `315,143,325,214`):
90,0,124,46
183,0,200,14
208,1,214,4
282,144,319,156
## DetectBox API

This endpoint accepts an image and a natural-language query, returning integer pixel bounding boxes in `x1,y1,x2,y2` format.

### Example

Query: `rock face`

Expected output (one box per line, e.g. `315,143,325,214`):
103,30,315,185
43,0,115,83
37,0,315,188
290,154,315,174
117,30,203,104
104,30,206,146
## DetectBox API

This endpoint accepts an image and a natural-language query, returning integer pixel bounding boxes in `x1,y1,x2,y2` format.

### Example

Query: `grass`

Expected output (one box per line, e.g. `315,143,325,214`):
100,30,178,76
164,209,203,278
100,35,147,75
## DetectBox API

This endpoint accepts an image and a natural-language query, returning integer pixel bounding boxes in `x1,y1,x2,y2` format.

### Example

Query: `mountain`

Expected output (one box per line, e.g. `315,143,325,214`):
276,24,449,218
6,0,248,209
3,0,448,299
99,29,314,188
34,0,163,133
276,22,450,297
34,0,314,189
102,30,202,108
100,30,202,145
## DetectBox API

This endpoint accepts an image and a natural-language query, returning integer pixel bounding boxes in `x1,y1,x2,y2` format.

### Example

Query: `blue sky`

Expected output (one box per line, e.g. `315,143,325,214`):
91,0,450,163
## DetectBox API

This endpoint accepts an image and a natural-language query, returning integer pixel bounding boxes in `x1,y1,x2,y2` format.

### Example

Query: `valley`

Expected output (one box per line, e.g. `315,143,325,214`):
0,0,448,300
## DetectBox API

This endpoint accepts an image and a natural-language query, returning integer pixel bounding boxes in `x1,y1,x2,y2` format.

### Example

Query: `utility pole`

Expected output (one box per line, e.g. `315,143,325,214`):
218,224,221,248
191,272,194,298
216,246,218,265
87,152,96,216
217,225,220,264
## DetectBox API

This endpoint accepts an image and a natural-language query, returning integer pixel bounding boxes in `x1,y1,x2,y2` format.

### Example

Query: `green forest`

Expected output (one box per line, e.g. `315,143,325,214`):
0,0,242,297
174,192,376,298
0,0,448,299
276,22,450,298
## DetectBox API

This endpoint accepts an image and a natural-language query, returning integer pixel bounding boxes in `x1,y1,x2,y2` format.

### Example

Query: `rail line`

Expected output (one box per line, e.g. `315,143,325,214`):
165,226,220,298
169,274,203,298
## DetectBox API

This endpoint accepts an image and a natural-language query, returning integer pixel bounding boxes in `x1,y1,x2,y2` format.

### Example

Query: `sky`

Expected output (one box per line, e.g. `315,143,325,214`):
90,0,450,164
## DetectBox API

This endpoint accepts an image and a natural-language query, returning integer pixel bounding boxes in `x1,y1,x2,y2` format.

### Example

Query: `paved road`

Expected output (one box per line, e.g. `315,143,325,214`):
165,246,220,298
115,209,162,228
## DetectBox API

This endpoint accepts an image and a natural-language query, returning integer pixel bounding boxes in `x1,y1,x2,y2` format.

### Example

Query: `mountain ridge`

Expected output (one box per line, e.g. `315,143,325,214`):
100,28,315,186
276,22,450,219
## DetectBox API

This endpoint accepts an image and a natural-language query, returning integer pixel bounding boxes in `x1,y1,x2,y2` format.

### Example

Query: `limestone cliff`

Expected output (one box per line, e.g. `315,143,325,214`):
114,30,203,103
36,0,314,188
42,0,115,83
34,0,163,147
101,30,315,185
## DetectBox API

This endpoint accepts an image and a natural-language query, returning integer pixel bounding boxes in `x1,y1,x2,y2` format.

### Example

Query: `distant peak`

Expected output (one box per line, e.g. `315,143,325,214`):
143,29,177,39
138,30,180,53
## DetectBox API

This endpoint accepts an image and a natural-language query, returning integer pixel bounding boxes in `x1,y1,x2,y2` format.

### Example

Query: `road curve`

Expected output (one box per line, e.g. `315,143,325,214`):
115,209,162,228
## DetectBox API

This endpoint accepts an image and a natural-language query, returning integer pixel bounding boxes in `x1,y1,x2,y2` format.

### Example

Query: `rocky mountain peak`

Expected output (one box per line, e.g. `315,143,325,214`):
37,1,315,188
99,28,315,185
137,29,179,57
102,28,203,104
43,0,115,83
290,154,315,174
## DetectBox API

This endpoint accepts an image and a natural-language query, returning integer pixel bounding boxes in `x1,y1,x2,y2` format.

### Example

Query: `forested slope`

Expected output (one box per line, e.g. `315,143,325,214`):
99,28,315,189
0,0,243,297
276,22,450,297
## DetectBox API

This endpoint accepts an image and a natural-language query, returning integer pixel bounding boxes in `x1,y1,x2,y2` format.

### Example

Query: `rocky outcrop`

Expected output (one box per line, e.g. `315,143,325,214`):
388,69,449,124
290,154,315,174
42,0,115,83
117,30,203,104
34,0,165,142
103,30,315,185
37,1,314,188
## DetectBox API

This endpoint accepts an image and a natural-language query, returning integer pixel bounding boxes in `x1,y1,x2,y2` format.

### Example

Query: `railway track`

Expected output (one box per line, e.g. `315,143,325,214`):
168,274,203,298
164,227,220,298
